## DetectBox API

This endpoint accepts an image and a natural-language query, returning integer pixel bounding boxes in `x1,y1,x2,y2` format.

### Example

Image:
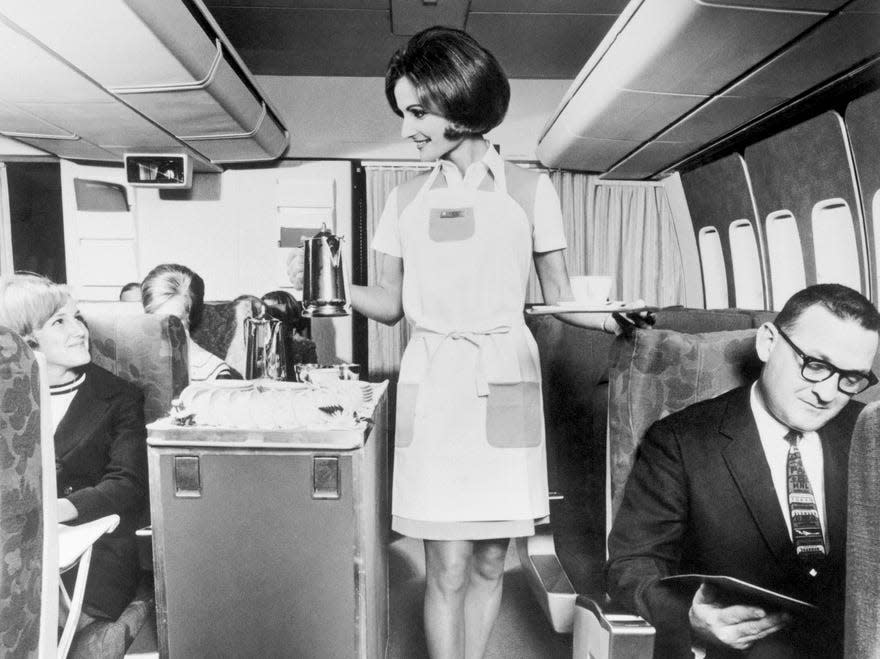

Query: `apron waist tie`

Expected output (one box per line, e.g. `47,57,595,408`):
415,326,511,397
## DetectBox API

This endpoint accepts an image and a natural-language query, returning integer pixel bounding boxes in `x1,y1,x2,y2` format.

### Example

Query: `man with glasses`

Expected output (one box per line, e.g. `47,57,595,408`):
607,284,880,658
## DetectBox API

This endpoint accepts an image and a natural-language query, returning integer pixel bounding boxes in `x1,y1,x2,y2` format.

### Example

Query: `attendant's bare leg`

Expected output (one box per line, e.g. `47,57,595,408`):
464,538,509,659
424,539,473,658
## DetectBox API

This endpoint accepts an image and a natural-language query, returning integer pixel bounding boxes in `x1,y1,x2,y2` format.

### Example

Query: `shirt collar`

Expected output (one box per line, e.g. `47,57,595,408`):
438,140,502,188
750,382,816,444
750,382,790,442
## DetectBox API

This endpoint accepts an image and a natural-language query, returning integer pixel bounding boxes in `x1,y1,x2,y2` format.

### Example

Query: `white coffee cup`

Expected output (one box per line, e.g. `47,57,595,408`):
569,275,613,305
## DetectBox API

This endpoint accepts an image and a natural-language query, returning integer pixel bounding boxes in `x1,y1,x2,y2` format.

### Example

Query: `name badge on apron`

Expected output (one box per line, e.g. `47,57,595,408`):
429,206,475,242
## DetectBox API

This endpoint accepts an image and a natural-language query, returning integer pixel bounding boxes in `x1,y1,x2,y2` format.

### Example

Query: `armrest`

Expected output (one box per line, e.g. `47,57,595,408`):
58,514,120,572
573,595,655,659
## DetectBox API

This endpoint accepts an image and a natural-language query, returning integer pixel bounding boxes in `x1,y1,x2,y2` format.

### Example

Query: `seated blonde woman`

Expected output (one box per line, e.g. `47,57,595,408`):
0,273,147,631
141,264,240,382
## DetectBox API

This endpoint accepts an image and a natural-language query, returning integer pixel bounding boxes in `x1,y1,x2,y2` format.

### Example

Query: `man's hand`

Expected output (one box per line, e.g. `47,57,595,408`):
688,583,791,651
286,248,304,290
609,299,656,337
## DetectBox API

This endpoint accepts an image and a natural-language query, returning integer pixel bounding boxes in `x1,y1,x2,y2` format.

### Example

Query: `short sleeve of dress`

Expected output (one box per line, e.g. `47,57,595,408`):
532,174,567,253
370,187,402,258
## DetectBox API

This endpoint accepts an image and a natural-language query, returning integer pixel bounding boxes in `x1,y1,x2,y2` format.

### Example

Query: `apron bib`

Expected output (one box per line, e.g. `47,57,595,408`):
392,162,550,524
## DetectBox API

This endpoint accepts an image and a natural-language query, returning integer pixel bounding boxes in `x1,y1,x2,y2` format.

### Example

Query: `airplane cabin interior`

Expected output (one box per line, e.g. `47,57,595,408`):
2,1,880,658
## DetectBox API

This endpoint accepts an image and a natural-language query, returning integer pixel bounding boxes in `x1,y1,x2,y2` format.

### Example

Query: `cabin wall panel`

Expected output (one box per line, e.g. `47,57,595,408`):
60,159,353,361
681,154,760,308
744,111,865,304
133,160,353,363
255,75,570,161
845,88,880,304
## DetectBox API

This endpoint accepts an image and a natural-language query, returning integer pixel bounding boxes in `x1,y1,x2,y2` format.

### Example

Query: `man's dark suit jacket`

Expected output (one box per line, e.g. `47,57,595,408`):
607,385,861,659
56,363,147,620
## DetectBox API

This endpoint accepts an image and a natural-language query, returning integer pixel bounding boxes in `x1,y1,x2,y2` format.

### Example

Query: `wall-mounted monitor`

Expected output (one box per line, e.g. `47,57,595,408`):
124,153,192,189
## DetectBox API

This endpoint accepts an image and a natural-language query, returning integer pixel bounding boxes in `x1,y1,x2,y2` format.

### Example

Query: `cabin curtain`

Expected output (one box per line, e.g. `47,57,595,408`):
525,169,590,302
587,182,686,307
363,164,426,380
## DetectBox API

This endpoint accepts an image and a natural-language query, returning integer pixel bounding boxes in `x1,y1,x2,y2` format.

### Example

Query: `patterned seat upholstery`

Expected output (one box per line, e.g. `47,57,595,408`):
845,400,880,658
72,308,188,656
0,328,47,656
606,327,763,522
81,307,189,423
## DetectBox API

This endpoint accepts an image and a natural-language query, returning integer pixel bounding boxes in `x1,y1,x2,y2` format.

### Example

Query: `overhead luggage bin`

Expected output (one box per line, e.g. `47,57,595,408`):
536,0,850,177
0,0,288,166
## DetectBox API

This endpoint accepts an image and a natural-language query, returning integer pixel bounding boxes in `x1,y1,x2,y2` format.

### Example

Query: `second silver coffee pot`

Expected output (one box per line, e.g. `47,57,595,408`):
302,223,348,317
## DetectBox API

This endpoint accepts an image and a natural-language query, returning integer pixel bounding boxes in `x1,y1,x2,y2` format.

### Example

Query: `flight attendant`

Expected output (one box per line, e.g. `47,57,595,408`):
291,26,643,658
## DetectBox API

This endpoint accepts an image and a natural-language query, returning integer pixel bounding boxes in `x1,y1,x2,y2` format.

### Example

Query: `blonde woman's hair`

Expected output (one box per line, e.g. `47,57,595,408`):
141,263,205,330
0,273,71,346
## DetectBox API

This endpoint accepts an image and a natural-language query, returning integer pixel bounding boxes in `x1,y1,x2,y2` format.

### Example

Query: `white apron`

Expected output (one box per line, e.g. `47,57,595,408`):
392,161,550,524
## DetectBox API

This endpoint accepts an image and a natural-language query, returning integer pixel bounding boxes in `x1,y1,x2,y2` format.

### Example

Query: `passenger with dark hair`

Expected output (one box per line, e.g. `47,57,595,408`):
607,284,880,658
118,281,141,302
141,263,239,381
0,273,147,632
291,26,647,658
261,289,318,366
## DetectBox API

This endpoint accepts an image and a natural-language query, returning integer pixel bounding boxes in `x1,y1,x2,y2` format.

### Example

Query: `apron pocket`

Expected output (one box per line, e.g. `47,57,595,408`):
485,382,542,448
429,207,475,242
394,382,419,448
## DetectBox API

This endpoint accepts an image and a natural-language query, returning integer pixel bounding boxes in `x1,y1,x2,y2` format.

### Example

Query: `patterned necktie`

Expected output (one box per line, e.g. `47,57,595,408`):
785,431,826,566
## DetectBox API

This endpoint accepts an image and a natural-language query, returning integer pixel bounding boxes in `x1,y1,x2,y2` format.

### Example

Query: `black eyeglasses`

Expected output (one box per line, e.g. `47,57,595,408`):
775,325,878,395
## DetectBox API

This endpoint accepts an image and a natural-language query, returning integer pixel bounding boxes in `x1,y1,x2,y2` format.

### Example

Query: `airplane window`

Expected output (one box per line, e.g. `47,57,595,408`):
728,220,764,309
765,210,806,311
698,227,728,309
811,198,860,292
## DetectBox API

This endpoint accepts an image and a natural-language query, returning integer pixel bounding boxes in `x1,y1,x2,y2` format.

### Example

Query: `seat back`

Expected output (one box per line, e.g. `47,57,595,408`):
845,401,880,658
79,304,189,423
192,299,260,378
606,327,763,528
0,328,57,657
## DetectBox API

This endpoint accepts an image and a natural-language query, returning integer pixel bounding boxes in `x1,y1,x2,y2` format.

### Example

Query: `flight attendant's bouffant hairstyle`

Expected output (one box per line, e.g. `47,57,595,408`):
385,26,510,139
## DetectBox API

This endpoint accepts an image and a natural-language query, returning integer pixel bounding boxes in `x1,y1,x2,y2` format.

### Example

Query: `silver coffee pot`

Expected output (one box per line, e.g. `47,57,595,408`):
243,315,287,380
302,223,348,317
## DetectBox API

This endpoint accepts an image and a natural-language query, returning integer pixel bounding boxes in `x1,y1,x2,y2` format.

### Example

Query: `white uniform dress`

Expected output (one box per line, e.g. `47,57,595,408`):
372,145,566,540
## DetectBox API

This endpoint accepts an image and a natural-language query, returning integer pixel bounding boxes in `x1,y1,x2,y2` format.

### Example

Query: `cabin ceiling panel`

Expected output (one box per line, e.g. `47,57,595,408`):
660,94,787,143
536,0,874,175
616,2,826,95
467,12,620,80
0,3,287,166
17,102,182,149
562,89,706,141
603,141,698,180
204,6,407,77
536,130,641,172
843,0,880,11
471,0,630,11
12,136,119,162
391,0,468,34
0,2,216,89
204,0,388,7
698,0,848,8
730,11,880,99
0,102,76,138
202,0,627,78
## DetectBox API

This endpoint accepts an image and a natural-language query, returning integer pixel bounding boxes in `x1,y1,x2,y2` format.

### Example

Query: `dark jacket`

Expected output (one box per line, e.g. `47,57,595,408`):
56,363,147,620
606,385,859,659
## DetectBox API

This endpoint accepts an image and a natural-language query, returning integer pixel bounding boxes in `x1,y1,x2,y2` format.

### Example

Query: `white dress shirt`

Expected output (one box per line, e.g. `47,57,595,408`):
750,383,826,542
